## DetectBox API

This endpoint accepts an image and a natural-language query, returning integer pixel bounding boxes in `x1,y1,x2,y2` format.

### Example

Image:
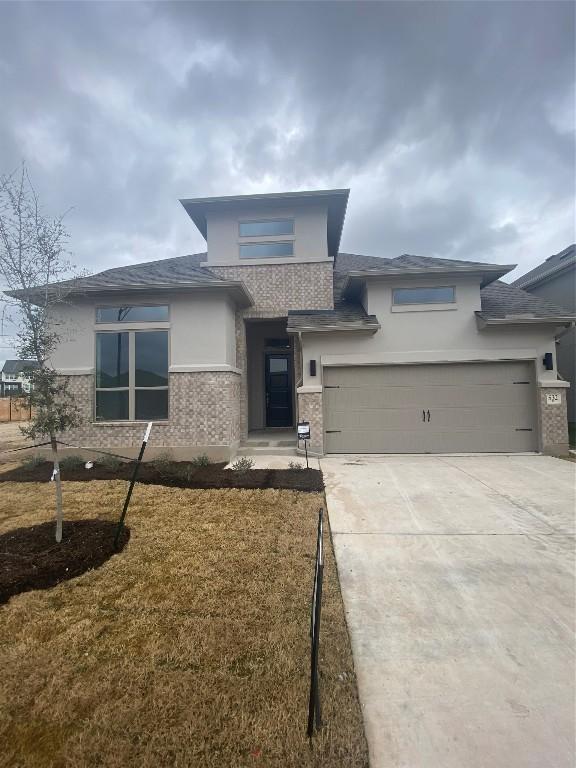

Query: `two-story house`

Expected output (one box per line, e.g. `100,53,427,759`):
1,359,37,396
28,189,572,458
511,244,575,427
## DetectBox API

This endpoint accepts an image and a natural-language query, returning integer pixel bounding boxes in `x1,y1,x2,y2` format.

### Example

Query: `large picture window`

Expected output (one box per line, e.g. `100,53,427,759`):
95,330,169,421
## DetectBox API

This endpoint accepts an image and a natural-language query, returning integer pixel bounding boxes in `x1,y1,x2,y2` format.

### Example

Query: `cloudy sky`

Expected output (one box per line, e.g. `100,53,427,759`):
0,1,574,352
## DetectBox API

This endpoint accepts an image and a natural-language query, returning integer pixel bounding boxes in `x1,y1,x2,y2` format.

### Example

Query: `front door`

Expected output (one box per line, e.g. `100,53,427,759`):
265,353,293,427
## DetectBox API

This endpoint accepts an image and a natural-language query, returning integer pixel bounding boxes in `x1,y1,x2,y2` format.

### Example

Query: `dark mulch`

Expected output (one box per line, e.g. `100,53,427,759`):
0,520,130,605
0,460,325,492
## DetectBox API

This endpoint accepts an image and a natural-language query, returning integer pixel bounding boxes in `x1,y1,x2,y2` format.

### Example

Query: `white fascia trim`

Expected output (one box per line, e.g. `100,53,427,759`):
320,349,540,367
169,364,241,374
537,379,570,389
297,385,323,394
55,367,94,375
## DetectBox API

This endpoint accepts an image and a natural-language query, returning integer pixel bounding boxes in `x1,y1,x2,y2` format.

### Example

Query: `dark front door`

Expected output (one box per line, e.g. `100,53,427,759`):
265,353,293,427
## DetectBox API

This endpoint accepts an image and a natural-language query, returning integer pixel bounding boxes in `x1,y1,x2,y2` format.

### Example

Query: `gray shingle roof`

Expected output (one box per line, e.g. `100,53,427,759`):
511,244,575,290
478,280,573,320
287,306,379,332
2,359,38,375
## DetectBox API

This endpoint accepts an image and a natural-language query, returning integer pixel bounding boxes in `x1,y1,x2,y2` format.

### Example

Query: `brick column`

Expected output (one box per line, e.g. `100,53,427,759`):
538,385,570,455
297,390,324,456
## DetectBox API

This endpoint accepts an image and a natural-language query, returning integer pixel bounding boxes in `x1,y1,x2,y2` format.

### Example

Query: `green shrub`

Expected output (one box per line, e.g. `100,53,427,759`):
21,453,46,470
190,453,210,468
99,453,122,471
231,456,254,472
59,454,85,471
151,450,175,472
288,460,304,471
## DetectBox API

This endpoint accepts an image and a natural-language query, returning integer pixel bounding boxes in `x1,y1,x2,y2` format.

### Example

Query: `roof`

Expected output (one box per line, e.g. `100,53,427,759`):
477,280,574,323
7,252,254,308
180,189,349,258
287,307,380,333
339,252,515,289
2,359,38,375
511,244,575,290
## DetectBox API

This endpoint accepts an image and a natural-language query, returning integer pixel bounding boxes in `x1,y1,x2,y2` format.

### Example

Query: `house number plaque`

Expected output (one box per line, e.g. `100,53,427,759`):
546,393,561,405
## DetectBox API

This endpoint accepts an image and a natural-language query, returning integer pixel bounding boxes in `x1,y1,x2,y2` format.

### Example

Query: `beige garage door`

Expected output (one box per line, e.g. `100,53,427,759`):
324,362,537,453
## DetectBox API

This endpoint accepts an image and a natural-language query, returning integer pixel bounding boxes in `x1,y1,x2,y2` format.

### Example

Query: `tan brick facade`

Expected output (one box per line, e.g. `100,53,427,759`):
211,262,334,316
296,391,324,455
57,371,241,460
537,385,570,455
212,262,334,439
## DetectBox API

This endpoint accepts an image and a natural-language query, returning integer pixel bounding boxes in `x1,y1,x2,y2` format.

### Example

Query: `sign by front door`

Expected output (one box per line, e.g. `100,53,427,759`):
298,421,311,441
546,392,562,405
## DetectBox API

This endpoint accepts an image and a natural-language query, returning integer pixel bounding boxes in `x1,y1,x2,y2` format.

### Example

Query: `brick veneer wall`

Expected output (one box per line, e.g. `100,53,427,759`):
212,262,333,439
538,385,570,455
297,391,324,455
211,262,334,315
56,371,241,460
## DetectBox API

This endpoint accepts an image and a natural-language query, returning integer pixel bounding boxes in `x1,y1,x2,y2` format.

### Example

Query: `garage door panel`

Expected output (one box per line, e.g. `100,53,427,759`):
323,362,537,453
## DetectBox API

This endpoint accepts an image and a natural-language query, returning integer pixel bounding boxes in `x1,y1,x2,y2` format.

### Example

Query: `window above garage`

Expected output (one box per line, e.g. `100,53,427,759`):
391,285,457,313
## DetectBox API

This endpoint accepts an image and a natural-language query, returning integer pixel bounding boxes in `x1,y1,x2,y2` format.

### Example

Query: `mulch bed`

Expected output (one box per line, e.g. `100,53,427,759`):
0,520,130,605
0,461,325,492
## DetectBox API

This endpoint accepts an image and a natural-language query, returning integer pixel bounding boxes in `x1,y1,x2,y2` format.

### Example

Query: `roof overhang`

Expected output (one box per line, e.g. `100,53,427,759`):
511,258,576,290
343,263,516,295
475,312,575,329
287,320,381,334
5,280,254,309
180,188,350,258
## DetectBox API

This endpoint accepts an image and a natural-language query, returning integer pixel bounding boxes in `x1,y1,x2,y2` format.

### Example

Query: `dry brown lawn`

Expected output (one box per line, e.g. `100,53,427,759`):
0,473,368,768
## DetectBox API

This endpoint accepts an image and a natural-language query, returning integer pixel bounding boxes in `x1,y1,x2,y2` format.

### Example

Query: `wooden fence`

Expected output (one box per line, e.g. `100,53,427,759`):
0,397,32,422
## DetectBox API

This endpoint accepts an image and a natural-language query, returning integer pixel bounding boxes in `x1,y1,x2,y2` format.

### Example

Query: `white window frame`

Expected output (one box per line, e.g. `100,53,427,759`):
238,218,294,237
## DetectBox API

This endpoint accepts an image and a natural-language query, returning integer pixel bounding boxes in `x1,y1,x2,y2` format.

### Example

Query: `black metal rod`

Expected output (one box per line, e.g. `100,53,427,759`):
113,423,152,549
307,508,324,737
305,439,309,469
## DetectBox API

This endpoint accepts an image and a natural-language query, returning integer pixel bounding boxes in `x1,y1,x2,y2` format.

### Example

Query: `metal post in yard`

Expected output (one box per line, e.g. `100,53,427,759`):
307,508,324,738
8,397,11,422
113,422,152,549
304,439,309,469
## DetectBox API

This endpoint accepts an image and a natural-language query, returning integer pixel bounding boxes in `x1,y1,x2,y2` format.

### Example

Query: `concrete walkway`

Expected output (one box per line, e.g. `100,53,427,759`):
321,454,575,768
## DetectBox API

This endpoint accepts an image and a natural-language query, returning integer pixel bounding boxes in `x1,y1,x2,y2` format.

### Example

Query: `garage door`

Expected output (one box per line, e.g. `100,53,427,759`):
324,362,537,453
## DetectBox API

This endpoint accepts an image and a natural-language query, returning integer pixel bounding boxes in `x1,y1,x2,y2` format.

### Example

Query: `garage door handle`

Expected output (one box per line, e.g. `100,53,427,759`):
422,409,426,422
427,409,430,422
325,430,341,434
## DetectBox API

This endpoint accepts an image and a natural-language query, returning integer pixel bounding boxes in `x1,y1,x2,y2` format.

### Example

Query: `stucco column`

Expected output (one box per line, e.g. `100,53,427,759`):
537,382,570,455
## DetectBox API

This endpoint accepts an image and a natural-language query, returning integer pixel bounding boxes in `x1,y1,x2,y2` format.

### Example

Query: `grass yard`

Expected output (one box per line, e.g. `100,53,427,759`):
0,472,368,768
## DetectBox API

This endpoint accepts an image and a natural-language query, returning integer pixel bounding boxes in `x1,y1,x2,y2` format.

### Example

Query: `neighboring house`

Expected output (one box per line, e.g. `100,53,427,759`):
19,189,573,458
511,244,575,425
0,359,37,397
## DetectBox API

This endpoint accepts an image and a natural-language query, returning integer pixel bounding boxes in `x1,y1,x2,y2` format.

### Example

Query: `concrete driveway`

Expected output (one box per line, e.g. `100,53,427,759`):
321,454,575,768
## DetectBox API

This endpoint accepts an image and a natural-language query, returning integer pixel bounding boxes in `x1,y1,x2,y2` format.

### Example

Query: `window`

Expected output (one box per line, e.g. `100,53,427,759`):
239,218,294,237
392,286,455,305
96,305,169,323
239,242,294,259
95,330,168,421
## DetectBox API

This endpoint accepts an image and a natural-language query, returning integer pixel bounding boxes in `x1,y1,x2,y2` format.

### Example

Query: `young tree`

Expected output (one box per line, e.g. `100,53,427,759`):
0,164,82,542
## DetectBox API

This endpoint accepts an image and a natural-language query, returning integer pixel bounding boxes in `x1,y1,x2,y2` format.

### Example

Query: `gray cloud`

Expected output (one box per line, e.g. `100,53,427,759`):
0,0,574,354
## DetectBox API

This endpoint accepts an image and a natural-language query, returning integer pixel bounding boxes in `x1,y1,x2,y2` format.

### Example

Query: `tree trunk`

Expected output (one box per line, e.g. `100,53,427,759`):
50,434,63,543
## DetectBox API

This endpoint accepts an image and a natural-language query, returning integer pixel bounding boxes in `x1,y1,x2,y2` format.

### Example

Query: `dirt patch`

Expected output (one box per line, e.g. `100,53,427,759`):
0,519,129,605
0,460,325,492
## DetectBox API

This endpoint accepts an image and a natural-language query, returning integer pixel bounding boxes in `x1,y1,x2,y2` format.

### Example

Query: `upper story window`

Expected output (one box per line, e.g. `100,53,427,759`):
239,242,294,259
239,218,294,237
96,305,169,323
95,330,169,421
392,286,456,305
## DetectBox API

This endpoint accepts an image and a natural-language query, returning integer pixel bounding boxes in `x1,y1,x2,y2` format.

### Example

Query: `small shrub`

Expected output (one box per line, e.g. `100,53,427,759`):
288,460,304,471
231,456,254,472
21,453,46,470
59,454,85,471
176,465,195,484
151,450,175,473
99,453,122,471
190,453,210,468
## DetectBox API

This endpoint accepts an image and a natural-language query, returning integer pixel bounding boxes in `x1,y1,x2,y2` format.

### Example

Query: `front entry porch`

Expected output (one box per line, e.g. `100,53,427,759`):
238,427,298,456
